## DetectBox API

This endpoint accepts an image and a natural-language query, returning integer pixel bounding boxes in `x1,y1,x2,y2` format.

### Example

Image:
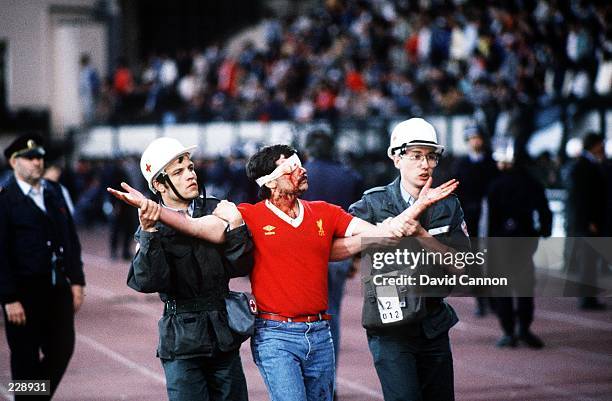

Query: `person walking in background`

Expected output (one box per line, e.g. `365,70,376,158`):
565,132,607,310
43,161,75,216
0,134,85,400
487,140,552,348
101,157,139,260
301,129,363,398
78,53,100,126
452,125,498,317
128,137,253,401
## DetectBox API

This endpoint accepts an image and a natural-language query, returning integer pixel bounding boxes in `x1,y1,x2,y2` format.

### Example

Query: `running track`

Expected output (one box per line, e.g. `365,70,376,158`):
0,227,610,400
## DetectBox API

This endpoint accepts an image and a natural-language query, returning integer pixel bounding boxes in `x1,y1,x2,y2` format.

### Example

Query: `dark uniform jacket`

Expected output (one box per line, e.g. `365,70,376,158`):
566,154,607,236
0,176,85,304
452,153,498,235
488,168,552,237
349,177,470,338
128,195,253,359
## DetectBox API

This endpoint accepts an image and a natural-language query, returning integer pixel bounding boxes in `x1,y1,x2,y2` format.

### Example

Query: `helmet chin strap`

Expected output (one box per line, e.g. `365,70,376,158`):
158,173,190,202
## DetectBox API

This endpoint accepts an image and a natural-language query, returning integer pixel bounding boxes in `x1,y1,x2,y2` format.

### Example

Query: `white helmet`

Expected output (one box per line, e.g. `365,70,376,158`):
140,137,197,193
387,118,444,158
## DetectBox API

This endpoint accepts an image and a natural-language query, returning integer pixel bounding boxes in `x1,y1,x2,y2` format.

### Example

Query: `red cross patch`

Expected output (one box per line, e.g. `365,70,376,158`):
145,163,151,172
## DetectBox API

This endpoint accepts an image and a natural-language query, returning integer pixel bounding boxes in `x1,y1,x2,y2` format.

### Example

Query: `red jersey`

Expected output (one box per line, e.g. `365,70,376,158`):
238,200,354,317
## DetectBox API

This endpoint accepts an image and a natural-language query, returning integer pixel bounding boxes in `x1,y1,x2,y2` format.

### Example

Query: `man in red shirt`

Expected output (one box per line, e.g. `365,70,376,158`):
108,144,457,401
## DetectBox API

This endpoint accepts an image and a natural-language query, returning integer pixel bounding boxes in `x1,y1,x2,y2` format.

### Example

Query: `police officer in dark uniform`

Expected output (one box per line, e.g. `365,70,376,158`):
128,138,253,401
452,125,498,316
0,134,85,400
565,132,607,310
487,141,552,348
350,119,469,401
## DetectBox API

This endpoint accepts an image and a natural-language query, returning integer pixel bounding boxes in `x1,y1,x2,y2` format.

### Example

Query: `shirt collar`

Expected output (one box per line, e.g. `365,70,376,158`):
399,182,416,206
15,177,44,196
467,150,484,162
265,199,304,228
161,199,195,217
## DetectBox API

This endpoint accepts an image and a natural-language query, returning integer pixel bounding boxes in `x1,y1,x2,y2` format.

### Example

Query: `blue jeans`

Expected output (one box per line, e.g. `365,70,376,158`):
161,349,248,401
368,332,454,401
251,318,335,401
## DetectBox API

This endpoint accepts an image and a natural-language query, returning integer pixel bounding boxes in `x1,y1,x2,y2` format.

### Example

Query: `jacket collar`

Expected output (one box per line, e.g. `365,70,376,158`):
3,175,50,218
192,195,205,218
385,176,434,227
385,177,410,214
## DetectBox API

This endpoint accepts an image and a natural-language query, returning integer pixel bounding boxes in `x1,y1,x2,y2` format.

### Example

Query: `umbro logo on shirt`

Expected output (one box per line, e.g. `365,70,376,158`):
263,225,276,236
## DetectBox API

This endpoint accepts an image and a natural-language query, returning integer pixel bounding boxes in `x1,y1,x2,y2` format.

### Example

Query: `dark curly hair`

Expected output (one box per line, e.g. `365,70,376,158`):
246,144,297,200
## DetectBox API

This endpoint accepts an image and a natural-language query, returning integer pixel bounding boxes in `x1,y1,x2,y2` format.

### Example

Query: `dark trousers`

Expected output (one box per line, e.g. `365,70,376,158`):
327,259,351,366
3,280,75,400
161,348,248,401
110,209,137,259
367,332,454,401
494,297,534,335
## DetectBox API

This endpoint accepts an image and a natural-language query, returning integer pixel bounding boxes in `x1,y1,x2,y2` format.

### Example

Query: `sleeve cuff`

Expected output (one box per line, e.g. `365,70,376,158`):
226,224,250,241
1,294,18,304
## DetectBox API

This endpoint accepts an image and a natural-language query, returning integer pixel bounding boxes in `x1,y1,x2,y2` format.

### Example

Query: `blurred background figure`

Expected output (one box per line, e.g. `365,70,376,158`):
487,139,552,348
101,157,139,260
43,162,75,216
565,132,608,310
0,134,85,399
452,124,498,317
301,129,363,399
78,53,100,126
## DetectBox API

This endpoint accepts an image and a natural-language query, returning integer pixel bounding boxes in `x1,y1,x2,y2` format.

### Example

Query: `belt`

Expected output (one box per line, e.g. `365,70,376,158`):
258,312,331,323
164,297,224,315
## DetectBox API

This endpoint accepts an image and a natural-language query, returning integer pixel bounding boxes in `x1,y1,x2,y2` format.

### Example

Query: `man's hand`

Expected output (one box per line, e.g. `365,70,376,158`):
72,285,85,313
138,199,162,232
381,217,409,238
4,301,26,325
392,178,459,225
107,182,147,209
412,178,459,214
402,217,428,237
213,200,244,229
364,222,404,247
416,177,458,206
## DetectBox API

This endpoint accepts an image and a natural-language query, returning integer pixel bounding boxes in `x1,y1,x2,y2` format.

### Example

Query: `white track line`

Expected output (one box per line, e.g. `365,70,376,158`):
85,285,385,399
76,334,165,384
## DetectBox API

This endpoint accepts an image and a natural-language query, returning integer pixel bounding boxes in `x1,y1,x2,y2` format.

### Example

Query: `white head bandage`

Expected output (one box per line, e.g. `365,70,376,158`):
255,153,302,187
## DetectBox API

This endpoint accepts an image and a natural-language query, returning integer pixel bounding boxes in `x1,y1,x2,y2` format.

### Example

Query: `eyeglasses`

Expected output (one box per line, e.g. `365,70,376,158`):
400,152,440,166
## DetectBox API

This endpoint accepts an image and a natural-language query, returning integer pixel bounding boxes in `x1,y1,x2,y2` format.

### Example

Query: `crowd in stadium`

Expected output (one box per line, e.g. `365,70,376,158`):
84,0,610,131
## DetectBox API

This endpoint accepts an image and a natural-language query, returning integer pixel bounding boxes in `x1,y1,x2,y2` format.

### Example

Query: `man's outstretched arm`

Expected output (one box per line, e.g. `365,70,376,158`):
107,182,229,244
330,178,459,260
